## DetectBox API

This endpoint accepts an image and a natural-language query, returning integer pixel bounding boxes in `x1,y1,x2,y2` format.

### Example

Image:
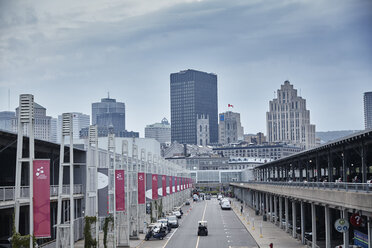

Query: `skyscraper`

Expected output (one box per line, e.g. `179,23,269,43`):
219,111,244,145
170,69,218,145
145,118,171,144
57,112,90,142
12,102,52,141
266,81,316,150
92,96,125,133
0,111,15,132
364,91,372,130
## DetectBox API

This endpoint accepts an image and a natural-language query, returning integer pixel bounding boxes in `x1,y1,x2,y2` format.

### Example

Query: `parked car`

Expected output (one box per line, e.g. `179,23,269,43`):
206,195,211,200
167,215,179,228
219,198,229,205
173,210,182,219
217,194,223,201
185,200,190,205
145,223,167,240
157,218,171,232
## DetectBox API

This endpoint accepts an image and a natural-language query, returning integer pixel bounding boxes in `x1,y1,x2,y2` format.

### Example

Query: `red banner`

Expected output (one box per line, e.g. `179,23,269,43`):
138,172,145,204
169,176,173,194
33,159,51,237
175,177,178,192
162,175,167,197
115,170,125,211
152,174,158,200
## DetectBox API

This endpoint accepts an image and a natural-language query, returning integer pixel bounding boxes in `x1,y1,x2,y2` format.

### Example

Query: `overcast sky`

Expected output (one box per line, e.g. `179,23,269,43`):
1,0,371,136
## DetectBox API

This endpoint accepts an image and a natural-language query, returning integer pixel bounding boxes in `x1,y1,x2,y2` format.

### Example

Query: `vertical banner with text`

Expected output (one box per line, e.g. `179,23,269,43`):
138,172,145,204
115,170,125,211
152,174,158,200
33,159,51,237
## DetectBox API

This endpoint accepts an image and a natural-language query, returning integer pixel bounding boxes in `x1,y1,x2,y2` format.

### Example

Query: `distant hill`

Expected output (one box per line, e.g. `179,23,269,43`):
316,130,361,144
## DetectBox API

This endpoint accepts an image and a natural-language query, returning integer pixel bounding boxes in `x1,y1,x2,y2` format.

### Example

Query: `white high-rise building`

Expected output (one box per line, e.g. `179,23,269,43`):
144,118,171,144
57,112,90,142
12,103,52,141
219,111,244,145
266,81,316,150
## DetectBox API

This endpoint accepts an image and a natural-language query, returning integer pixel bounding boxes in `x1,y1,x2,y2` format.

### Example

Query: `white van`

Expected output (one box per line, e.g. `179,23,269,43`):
221,200,231,210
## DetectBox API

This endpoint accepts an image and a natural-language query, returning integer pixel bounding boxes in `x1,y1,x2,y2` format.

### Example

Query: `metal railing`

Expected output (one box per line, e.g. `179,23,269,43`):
0,184,83,202
237,181,372,192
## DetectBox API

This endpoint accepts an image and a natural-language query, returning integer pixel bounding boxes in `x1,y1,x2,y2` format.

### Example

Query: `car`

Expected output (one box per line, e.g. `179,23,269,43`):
157,218,171,232
173,210,182,219
167,215,179,228
185,200,190,205
219,198,229,205
145,223,167,240
205,195,211,200
197,221,208,236
221,200,231,210
217,194,223,200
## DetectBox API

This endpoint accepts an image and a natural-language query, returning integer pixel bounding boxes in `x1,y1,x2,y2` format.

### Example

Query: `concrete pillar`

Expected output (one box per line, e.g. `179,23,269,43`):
292,201,297,238
343,209,349,248
311,203,317,248
325,205,331,248
299,161,303,181
342,147,347,182
285,197,289,232
301,201,305,244
270,194,273,222
274,196,278,225
328,150,333,182
279,196,283,228
316,153,321,182
367,217,371,248
361,141,367,183
265,193,269,215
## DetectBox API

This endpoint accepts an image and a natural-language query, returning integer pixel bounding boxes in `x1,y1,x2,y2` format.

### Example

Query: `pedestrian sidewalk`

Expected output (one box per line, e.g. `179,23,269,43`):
230,199,307,248
75,232,146,248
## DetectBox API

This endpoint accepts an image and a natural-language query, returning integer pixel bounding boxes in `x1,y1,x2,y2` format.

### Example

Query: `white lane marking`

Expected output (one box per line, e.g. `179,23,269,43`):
195,201,208,248
162,226,179,247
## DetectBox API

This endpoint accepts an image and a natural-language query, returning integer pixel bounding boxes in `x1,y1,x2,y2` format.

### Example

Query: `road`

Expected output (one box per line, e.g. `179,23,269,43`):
138,197,258,248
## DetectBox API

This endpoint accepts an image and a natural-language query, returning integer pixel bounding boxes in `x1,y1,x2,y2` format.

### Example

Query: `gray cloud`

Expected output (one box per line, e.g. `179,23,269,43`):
0,0,371,135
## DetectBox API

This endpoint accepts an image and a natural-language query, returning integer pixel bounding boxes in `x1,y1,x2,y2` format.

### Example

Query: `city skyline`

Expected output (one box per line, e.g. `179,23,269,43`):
1,0,371,135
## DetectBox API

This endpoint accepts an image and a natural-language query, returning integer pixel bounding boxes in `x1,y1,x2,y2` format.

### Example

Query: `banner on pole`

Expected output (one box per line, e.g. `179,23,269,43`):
115,170,125,211
158,174,162,197
33,159,51,238
152,174,158,200
162,175,167,197
169,176,173,194
175,177,178,192
138,172,145,204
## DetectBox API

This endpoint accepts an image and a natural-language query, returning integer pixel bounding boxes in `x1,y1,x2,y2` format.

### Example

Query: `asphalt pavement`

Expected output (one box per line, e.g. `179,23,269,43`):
138,197,258,248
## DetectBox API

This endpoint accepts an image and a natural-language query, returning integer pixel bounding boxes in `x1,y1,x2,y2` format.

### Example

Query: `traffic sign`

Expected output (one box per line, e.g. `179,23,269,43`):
334,218,349,233
350,213,362,227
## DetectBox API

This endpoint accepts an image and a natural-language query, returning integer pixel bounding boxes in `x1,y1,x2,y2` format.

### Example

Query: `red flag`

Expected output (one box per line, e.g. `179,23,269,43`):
115,170,125,211
152,174,158,200
162,175,167,197
138,172,145,204
33,159,51,237
169,176,173,194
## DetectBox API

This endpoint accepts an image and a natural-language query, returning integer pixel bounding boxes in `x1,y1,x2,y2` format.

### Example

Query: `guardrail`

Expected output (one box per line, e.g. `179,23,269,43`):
234,181,372,192
0,184,83,202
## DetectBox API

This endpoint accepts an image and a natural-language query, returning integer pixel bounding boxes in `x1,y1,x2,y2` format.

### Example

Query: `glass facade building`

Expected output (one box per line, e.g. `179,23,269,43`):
92,97,125,134
170,69,218,145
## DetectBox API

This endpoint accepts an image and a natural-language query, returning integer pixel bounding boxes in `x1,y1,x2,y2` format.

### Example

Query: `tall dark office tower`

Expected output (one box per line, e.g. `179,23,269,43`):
364,92,372,130
92,97,125,133
170,69,218,144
